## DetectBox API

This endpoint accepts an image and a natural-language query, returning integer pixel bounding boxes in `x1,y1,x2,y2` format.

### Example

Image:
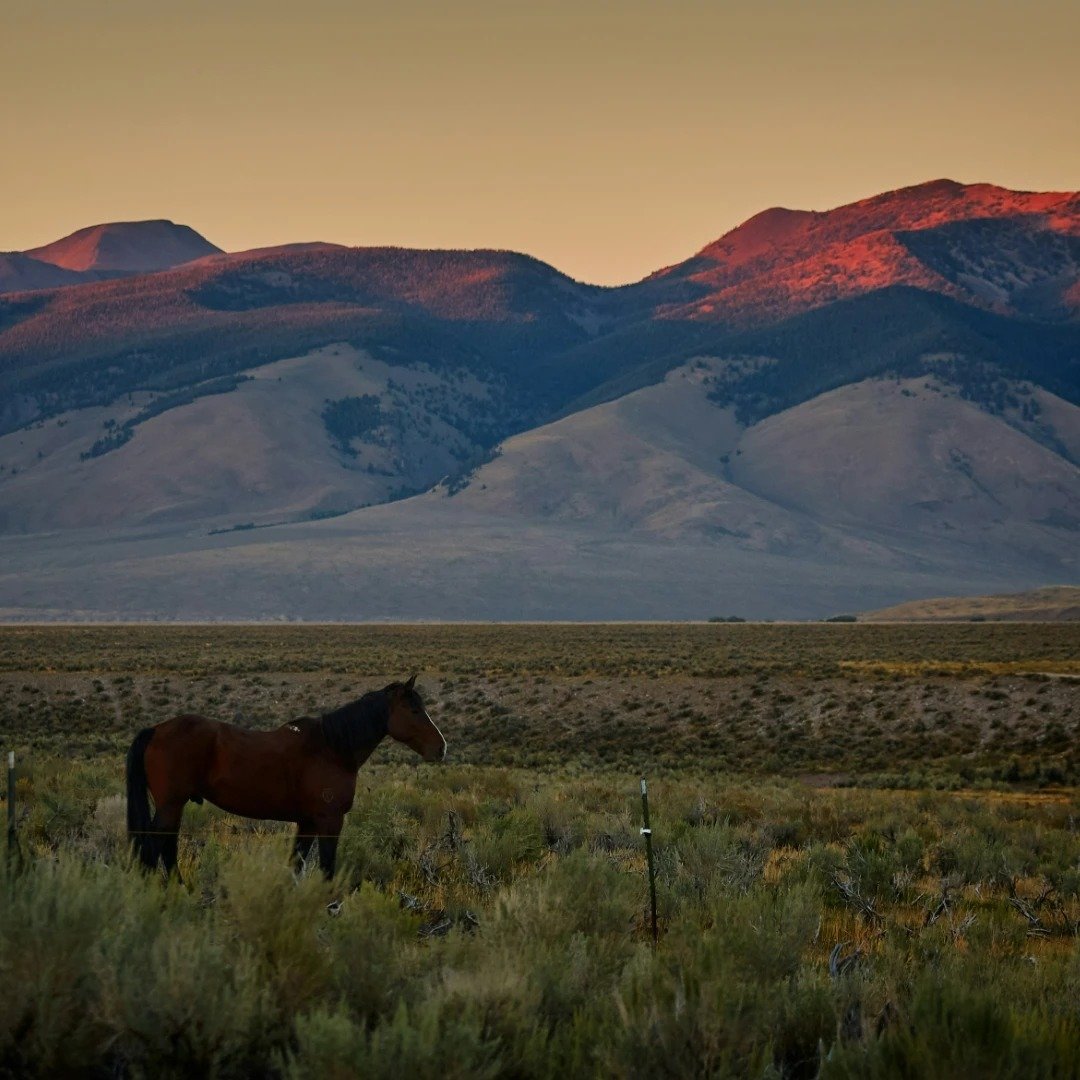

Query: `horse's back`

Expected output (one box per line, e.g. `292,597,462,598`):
150,712,323,759
156,712,221,735
146,712,221,749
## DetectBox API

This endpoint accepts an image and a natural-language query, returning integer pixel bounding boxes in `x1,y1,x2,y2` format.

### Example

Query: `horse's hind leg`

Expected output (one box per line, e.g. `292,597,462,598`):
152,801,186,883
159,830,182,882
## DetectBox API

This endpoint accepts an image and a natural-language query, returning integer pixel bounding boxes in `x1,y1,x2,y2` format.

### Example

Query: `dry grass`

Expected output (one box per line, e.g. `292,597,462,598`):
2,623,1076,785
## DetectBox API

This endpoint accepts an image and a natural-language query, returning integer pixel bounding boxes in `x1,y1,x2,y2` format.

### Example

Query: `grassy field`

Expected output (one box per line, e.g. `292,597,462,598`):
1,624,1078,1077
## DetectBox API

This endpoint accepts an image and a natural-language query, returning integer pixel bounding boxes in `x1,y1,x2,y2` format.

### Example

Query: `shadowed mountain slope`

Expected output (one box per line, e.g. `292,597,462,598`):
0,343,521,533
0,243,612,433
0,252,91,295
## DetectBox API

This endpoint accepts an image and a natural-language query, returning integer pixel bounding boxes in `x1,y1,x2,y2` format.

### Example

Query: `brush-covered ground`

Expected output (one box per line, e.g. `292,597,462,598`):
0,624,1078,1078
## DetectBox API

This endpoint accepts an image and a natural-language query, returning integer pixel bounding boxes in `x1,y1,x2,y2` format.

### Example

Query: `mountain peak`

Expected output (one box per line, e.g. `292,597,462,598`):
700,205,817,260
26,219,222,274
903,177,967,194
735,205,816,236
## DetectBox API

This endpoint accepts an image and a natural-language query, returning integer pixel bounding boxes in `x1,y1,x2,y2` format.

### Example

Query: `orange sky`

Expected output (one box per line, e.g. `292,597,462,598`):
3,0,1078,285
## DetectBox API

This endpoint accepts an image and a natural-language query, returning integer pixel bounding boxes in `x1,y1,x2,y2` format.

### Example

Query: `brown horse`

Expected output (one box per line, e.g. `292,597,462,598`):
125,675,445,879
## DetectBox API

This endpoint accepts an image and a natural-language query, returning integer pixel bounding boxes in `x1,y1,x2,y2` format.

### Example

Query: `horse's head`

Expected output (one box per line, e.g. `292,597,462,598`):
385,675,446,762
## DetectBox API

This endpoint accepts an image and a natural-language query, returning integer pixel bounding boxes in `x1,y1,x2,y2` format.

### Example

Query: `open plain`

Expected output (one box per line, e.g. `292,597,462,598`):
1,623,1078,1077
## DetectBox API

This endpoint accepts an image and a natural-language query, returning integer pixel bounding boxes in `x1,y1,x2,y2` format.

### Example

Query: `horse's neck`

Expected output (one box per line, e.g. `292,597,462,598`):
349,736,383,769
343,697,387,763
323,693,387,768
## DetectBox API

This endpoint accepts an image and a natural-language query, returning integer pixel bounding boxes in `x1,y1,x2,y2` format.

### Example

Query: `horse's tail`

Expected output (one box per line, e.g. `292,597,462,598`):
126,727,158,869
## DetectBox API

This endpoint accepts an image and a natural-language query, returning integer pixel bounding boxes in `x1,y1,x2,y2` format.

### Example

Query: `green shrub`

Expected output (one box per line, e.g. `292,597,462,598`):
285,1001,501,1080
821,971,1080,1080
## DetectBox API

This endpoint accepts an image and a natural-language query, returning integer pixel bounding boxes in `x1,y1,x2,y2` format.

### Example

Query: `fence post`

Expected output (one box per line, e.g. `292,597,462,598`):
6,751,14,853
640,776,658,945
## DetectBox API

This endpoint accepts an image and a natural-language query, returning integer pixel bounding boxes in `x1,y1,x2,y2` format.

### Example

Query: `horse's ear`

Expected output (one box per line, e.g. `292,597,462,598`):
405,673,417,689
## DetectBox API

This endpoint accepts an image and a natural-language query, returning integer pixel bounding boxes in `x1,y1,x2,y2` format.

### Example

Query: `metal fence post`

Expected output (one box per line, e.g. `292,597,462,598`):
640,776,658,945
6,751,14,853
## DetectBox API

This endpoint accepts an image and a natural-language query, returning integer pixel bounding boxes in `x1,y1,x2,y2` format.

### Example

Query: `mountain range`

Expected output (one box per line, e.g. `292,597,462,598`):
1,179,1078,620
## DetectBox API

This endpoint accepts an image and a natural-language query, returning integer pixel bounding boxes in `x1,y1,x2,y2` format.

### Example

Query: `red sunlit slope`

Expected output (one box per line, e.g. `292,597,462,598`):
652,179,1080,325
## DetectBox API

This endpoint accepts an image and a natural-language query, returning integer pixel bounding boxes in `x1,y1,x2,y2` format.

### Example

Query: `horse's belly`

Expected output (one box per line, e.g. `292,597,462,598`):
201,768,296,822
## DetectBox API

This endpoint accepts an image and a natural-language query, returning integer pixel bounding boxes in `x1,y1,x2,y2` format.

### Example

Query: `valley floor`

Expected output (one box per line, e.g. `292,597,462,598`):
1,506,1069,622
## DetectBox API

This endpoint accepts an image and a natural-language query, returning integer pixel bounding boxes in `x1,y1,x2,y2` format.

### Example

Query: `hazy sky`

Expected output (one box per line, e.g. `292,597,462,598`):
3,0,1078,284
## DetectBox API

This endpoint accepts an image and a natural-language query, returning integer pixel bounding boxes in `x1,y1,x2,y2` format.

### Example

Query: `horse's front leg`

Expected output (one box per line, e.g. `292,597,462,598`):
316,816,344,880
317,835,340,879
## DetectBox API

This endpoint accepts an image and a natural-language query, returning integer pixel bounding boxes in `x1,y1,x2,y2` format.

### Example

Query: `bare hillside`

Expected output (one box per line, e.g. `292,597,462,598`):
862,585,1080,622
727,376,1080,560
442,365,1080,571
2,348,1076,618
0,344,516,532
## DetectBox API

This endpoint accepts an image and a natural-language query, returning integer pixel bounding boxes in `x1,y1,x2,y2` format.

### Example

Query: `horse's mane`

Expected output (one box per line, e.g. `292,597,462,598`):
321,688,390,761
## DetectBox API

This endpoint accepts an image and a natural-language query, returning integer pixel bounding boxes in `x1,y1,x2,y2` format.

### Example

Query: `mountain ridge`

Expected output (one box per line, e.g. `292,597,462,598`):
4,180,1077,434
